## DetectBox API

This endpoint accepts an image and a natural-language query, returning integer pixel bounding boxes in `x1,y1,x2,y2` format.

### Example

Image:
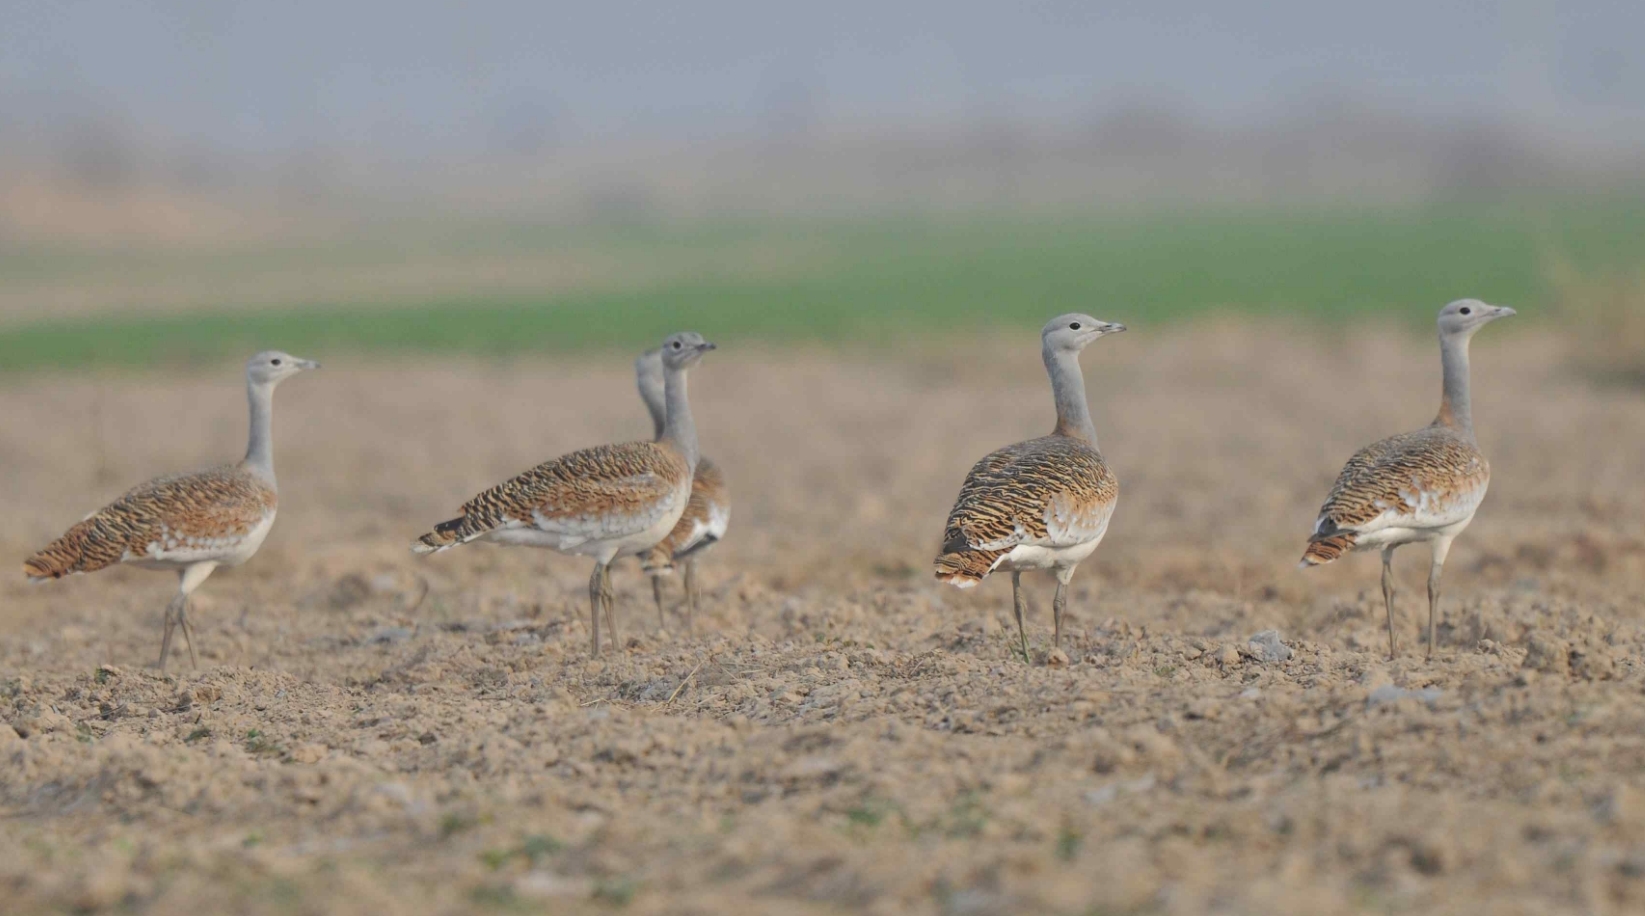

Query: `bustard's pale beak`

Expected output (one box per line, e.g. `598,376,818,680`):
296,358,321,371
697,342,717,353
1492,306,1516,319
1103,322,1127,334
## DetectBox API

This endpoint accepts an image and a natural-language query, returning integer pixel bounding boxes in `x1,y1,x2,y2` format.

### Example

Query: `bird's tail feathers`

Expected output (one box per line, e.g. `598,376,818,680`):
23,526,100,581
1299,532,1356,568
411,515,489,555
934,547,1003,588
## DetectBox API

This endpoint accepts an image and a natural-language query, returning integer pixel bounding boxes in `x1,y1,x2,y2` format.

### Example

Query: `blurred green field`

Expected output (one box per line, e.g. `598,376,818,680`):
2,197,1642,371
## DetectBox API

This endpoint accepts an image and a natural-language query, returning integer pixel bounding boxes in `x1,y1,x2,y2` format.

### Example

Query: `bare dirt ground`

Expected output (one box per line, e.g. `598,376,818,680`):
3,323,1644,915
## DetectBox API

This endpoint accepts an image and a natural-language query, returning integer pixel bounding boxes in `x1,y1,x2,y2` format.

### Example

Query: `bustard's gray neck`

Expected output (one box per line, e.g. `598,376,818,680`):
1435,331,1475,440
242,380,278,486
1045,344,1098,446
661,365,699,469
638,366,667,441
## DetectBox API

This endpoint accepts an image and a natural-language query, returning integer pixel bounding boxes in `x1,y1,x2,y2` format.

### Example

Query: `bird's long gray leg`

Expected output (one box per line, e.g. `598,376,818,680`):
1011,572,1029,663
171,563,215,670
178,598,199,670
588,563,605,655
1052,579,1067,649
1427,537,1455,660
683,558,698,630
652,574,667,630
1381,547,1398,659
158,593,182,671
600,564,619,649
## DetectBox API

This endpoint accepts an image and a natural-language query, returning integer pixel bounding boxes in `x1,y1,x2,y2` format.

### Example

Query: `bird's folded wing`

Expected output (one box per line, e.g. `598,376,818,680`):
26,466,275,576
457,442,687,542
1311,429,1489,538
944,438,1118,553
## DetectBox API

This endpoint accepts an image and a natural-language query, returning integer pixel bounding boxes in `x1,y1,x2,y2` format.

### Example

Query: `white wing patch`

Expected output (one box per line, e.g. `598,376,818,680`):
703,503,730,542
671,501,731,560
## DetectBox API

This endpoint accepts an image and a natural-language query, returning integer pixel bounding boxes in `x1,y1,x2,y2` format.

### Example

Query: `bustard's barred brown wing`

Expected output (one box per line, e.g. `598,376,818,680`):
414,441,691,553
24,466,278,580
1300,426,1490,566
934,436,1118,587
640,456,730,573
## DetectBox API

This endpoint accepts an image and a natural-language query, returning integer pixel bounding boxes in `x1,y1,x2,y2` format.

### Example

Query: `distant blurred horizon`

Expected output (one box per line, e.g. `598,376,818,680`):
4,1,1645,244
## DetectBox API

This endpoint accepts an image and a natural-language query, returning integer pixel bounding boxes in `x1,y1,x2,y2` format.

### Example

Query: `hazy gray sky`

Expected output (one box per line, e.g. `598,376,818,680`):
4,0,1643,157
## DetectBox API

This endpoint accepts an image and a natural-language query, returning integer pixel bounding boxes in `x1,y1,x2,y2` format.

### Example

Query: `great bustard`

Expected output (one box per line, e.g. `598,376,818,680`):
1300,299,1515,658
633,347,729,630
934,314,1126,661
412,332,715,655
24,351,320,669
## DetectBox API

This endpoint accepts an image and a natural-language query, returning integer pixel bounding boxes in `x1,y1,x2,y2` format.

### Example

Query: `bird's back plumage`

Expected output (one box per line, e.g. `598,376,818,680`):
24,466,278,580
935,436,1118,587
1300,424,1489,566
414,441,692,554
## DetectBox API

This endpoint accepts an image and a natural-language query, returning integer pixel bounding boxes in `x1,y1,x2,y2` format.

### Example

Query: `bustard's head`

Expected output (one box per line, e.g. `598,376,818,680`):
1438,299,1515,338
1042,313,1126,354
246,350,320,387
660,332,715,371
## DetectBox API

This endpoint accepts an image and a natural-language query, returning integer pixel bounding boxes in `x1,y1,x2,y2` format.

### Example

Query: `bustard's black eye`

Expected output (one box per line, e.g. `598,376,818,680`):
1069,322,1081,330
271,358,282,366
671,341,682,350
1459,307,1471,315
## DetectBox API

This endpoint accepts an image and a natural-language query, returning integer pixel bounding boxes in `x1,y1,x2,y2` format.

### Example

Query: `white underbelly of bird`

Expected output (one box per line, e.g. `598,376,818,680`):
991,536,1106,575
1349,514,1477,552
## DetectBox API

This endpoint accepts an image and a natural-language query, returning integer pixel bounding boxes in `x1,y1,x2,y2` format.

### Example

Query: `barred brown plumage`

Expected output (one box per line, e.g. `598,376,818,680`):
25,467,277,580
1300,426,1489,568
413,441,692,553
933,313,1127,662
935,436,1117,586
23,350,319,670
1299,533,1354,566
412,331,717,655
1298,299,1513,659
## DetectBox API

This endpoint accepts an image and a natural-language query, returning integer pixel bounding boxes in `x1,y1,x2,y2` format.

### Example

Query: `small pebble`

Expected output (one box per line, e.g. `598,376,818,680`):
1247,630,1293,664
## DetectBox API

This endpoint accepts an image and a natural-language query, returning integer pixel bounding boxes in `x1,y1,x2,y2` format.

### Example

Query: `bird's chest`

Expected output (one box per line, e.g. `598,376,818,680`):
220,510,278,566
